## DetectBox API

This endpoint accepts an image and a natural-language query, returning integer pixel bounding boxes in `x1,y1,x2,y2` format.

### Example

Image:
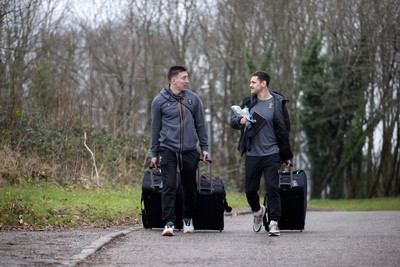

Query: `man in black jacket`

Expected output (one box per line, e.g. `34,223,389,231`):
230,71,293,236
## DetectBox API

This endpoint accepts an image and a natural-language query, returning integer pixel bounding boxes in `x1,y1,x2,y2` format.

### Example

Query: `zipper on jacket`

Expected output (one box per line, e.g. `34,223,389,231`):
178,100,185,151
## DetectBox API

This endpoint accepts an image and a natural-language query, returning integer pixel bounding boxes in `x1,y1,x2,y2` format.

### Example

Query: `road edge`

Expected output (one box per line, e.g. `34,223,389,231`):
66,227,137,266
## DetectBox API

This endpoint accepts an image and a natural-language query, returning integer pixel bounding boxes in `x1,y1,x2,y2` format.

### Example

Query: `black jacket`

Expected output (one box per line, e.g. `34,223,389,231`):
230,91,293,161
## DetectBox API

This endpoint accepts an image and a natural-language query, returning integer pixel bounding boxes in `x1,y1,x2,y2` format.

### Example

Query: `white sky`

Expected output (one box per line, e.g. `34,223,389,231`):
52,0,122,24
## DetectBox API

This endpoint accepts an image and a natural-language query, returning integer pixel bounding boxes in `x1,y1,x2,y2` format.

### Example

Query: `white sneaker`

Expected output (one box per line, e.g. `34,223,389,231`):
253,204,266,232
183,218,194,234
269,220,280,236
162,222,175,236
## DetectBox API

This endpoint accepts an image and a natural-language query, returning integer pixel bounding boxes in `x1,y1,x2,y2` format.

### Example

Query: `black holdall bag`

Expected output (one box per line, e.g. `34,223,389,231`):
193,160,232,232
140,167,183,229
263,165,308,231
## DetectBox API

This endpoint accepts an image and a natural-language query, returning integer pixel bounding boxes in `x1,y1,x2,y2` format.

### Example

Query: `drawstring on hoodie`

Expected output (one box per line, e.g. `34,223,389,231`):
176,152,183,172
178,96,187,152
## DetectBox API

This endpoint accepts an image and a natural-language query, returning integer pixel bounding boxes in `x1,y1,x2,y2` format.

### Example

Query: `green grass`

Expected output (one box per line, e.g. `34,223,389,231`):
309,198,400,211
1,183,399,229
0,183,142,228
0,184,248,228
225,192,248,208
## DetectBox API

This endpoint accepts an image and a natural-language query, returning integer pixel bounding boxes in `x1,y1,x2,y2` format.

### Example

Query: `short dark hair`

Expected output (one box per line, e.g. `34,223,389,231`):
251,71,270,87
168,66,188,81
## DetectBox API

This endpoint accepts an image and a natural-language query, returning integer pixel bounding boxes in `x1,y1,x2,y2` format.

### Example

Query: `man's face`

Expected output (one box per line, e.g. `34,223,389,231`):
171,71,189,92
249,76,263,94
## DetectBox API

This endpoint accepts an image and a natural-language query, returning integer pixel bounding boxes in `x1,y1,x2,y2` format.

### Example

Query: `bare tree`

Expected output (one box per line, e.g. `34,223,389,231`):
0,0,42,112
2,0,398,197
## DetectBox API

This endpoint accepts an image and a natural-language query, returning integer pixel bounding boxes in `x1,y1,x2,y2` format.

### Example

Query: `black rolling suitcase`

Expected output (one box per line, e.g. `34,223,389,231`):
141,168,183,229
264,167,307,231
193,161,231,231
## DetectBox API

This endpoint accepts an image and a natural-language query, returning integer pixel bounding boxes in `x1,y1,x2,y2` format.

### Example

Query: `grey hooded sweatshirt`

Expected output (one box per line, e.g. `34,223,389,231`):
151,85,209,158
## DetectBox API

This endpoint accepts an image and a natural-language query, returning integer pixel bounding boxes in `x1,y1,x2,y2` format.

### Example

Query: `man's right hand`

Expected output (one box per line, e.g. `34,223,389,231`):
151,157,159,168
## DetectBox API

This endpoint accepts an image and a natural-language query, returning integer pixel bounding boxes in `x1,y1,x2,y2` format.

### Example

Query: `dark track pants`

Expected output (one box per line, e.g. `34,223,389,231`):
245,153,281,221
159,147,200,224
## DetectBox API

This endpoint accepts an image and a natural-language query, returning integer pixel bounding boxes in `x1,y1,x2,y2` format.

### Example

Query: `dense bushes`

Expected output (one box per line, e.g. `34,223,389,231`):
0,110,149,187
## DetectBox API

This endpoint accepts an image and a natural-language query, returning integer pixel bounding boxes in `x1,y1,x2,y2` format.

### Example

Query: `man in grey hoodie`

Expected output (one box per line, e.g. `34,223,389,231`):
151,66,210,236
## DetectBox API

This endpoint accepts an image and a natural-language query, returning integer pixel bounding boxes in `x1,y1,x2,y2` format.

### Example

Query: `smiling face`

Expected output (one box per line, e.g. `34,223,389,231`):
171,71,189,93
249,76,265,95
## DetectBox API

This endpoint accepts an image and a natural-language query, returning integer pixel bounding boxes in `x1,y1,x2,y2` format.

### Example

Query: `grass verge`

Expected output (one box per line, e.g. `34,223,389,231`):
0,183,141,230
1,183,399,230
309,198,400,211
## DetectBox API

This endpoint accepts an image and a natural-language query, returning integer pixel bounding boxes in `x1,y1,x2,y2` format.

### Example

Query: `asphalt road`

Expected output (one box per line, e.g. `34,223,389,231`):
0,226,132,267
76,211,400,267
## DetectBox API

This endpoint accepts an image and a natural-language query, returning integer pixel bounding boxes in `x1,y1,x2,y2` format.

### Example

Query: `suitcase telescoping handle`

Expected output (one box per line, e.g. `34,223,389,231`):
279,163,294,189
197,159,213,192
149,166,161,190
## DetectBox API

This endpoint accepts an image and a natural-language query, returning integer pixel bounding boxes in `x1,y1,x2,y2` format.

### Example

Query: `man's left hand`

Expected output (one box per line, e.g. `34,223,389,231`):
281,160,292,168
202,151,210,162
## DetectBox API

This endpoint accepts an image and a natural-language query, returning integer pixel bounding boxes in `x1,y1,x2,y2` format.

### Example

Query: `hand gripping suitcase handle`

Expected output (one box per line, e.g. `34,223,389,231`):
197,159,213,192
279,164,294,189
149,166,162,190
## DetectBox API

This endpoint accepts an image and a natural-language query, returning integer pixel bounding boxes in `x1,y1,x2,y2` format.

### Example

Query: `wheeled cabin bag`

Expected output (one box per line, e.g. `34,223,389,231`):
141,168,183,229
264,168,307,231
193,161,231,231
